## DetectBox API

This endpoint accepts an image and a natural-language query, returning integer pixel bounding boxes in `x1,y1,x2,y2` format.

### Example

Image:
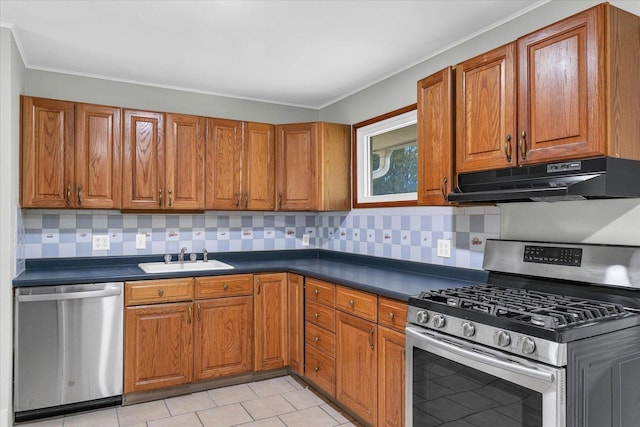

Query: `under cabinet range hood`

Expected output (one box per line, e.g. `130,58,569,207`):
447,157,640,203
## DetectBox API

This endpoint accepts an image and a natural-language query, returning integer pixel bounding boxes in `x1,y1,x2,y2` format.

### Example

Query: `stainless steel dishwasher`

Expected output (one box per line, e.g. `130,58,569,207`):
14,282,123,422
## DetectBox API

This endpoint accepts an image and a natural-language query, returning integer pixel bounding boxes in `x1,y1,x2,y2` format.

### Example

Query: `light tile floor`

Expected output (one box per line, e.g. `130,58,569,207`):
17,376,363,427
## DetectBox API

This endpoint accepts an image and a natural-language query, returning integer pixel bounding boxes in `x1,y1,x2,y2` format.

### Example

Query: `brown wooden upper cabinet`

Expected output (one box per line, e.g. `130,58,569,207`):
417,67,454,206
275,122,351,211
456,4,640,173
206,119,275,210
21,97,122,208
123,110,205,211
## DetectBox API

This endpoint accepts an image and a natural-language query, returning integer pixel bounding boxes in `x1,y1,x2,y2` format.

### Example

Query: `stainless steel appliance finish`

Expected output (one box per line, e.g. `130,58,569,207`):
14,282,123,421
406,240,640,427
446,157,640,203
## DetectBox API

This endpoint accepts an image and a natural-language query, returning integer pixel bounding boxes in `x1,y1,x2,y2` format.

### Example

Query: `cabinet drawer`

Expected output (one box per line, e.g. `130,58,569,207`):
336,286,377,322
378,297,408,333
305,278,335,307
305,300,336,333
125,278,194,306
195,274,253,299
305,345,336,397
305,321,335,357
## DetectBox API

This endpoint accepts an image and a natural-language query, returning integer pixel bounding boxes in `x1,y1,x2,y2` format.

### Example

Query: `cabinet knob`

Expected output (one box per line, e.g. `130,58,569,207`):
314,366,319,372
388,312,395,320
158,288,164,297
349,299,355,308
314,312,319,320
314,336,320,342
314,289,319,296
223,284,229,291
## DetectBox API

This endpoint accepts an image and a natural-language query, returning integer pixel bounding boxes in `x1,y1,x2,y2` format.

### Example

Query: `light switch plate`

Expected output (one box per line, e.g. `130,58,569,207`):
437,239,451,258
93,235,110,251
302,234,310,247
135,233,147,249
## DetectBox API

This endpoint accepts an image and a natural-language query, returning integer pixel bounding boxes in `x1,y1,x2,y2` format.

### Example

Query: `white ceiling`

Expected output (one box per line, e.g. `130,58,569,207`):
1,0,553,108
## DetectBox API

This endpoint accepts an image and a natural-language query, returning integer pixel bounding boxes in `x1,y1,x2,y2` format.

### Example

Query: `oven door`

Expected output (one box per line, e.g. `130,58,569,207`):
406,325,565,427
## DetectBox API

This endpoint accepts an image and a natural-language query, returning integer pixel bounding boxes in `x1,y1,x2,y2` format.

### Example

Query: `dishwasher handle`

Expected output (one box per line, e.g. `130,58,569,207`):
17,284,122,303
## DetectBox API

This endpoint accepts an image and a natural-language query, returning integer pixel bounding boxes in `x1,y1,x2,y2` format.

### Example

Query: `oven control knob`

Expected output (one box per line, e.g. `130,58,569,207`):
462,322,475,337
416,310,429,324
521,337,536,355
494,330,511,347
432,314,446,328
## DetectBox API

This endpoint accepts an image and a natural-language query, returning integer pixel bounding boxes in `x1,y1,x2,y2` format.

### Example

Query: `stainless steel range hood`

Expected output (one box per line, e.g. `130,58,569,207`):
447,157,640,203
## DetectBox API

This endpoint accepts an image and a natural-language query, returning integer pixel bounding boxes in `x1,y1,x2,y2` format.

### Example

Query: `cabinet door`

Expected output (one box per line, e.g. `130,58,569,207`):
378,326,405,427
205,118,242,210
336,311,377,425
418,67,454,206
122,110,165,210
21,96,75,208
517,5,604,164
165,113,205,210
456,43,517,173
75,103,122,209
276,123,317,211
124,302,193,393
287,273,304,375
194,296,253,380
254,273,288,371
244,122,275,210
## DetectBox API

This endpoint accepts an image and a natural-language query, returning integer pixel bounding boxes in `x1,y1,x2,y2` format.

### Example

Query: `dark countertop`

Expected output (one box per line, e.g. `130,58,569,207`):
13,249,488,302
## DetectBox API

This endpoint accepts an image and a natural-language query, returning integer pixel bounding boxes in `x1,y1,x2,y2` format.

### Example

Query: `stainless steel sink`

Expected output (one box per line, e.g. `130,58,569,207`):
138,260,234,274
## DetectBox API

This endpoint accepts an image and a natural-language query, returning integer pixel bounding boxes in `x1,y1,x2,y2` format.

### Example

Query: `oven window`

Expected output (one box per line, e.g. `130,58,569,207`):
413,348,543,427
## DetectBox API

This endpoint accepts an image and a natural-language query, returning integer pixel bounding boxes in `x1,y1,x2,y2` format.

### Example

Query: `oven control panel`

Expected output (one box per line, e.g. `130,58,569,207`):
523,245,582,267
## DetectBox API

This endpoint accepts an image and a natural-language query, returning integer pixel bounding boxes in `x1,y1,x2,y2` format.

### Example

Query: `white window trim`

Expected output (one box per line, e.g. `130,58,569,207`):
356,109,418,204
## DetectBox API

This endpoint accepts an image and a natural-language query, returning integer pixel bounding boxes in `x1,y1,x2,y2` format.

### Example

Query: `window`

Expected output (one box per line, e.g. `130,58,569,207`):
353,105,418,207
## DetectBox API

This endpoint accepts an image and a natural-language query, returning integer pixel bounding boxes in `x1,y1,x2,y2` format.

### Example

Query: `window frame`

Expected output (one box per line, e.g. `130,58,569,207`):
352,104,418,208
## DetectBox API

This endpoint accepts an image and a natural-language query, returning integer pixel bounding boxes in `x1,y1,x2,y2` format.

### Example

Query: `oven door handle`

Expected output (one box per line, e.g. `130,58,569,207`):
407,327,556,383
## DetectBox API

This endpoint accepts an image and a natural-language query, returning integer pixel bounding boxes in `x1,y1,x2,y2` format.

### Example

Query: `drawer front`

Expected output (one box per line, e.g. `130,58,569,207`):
377,297,408,332
125,278,194,306
305,278,335,307
305,345,336,397
305,321,335,357
335,286,377,322
195,274,253,299
305,300,336,333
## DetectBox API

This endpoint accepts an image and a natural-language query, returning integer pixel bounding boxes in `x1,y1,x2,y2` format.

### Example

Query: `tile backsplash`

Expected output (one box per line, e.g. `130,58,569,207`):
21,206,500,270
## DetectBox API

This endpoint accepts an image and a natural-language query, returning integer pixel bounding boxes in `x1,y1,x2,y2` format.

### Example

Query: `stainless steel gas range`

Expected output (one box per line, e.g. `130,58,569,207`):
406,240,640,427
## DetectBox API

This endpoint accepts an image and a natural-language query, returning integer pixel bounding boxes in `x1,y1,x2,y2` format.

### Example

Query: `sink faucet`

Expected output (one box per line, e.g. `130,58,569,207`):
178,247,188,263
203,249,208,262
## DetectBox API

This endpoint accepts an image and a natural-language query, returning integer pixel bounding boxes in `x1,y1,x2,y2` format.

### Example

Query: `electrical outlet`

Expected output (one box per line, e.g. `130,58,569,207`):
135,233,147,249
437,239,451,258
92,234,110,251
302,233,310,247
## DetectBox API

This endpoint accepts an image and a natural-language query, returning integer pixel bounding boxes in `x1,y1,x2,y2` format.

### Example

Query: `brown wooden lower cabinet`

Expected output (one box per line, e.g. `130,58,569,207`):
336,311,378,426
194,295,253,380
124,302,194,393
378,326,406,427
305,344,336,397
254,273,288,371
287,273,305,375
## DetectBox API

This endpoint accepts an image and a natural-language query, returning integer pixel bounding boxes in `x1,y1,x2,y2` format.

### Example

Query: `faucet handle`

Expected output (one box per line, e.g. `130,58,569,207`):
203,249,208,262
164,254,172,264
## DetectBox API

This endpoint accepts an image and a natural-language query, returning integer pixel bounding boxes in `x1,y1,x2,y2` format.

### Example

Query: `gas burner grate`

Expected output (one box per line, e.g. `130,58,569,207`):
416,285,627,330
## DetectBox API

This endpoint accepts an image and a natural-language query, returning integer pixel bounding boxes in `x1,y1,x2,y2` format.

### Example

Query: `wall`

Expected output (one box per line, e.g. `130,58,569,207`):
22,205,499,270
24,69,318,125
0,26,25,427
500,199,640,245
